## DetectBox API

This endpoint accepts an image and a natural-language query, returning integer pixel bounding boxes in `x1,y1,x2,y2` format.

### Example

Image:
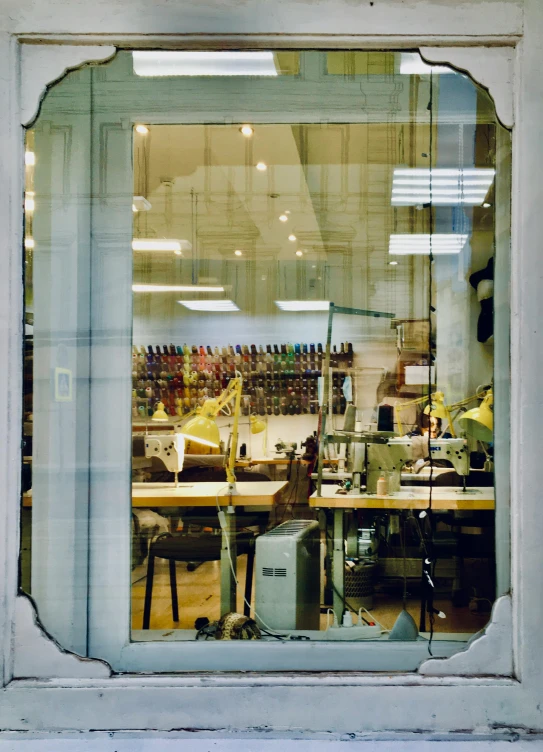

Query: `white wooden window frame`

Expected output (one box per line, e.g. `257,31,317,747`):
1,0,542,736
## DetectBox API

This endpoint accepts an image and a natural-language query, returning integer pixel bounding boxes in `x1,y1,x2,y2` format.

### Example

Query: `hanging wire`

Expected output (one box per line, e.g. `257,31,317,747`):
425,68,436,653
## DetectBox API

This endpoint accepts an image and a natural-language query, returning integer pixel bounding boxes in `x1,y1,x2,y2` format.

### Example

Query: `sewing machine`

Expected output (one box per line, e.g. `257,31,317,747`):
144,433,184,484
363,437,469,493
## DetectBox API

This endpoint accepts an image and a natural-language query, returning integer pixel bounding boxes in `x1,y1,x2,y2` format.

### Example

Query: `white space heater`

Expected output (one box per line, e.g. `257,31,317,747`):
255,519,321,630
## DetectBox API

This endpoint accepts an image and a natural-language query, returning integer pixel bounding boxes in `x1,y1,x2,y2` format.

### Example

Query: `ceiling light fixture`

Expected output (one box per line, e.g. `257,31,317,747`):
179,300,240,312
24,151,35,166
279,214,288,222
24,237,35,250
135,124,149,135
399,53,454,75
234,250,243,256
133,284,224,293
256,162,267,171
389,261,398,266
132,196,152,212
295,250,303,257
483,202,492,208
24,195,35,212
275,301,330,311
132,51,278,78
288,234,297,242
391,167,495,206
240,125,254,137
132,239,188,253
389,233,469,255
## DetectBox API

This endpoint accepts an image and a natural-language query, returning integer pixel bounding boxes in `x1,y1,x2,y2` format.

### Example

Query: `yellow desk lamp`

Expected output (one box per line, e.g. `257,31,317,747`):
151,401,169,422
177,371,264,491
457,388,493,442
395,391,453,437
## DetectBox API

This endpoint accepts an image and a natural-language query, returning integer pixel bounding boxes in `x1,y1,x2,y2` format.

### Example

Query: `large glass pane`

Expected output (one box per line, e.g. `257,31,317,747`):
22,49,510,666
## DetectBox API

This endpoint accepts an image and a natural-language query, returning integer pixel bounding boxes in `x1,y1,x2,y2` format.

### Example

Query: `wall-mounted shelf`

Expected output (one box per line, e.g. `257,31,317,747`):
132,343,354,418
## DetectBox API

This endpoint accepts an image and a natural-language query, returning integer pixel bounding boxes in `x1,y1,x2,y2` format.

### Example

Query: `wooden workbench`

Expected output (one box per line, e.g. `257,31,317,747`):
310,484,494,617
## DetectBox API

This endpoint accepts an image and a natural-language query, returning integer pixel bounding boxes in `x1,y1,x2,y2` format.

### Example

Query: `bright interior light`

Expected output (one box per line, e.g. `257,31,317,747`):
399,53,454,75
25,237,35,250
179,300,240,312
279,214,288,222
133,51,278,78
389,234,469,255
275,301,330,311
483,202,492,208
295,250,303,257
132,196,152,212
288,234,297,242
234,250,243,256
135,124,149,134
25,151,35,166
389,261,398,266
25,197,35,212
256,162,267,171
133,284,225,293
132,239,191,253
240,125,254,137
391,168,495,206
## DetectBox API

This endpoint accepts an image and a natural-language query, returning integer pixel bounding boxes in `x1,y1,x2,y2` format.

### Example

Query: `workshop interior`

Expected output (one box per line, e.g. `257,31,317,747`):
21,50,509,648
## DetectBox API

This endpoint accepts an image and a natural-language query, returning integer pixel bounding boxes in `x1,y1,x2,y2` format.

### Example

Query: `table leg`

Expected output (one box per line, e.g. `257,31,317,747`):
220,508,237,615
333,508,345,619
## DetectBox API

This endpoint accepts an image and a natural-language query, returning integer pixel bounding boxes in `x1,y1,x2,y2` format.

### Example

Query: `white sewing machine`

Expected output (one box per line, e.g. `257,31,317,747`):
365,437,470,493
144,433,185,485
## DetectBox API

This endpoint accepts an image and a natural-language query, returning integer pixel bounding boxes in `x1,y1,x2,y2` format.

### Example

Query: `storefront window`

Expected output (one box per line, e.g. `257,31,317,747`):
21,49,510,670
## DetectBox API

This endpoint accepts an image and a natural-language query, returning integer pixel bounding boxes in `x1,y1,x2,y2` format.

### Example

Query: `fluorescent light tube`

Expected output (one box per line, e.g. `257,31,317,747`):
132,239,192,253
132,196,152,212
400,53,454,75
179,300,240,312
133,51,278,77
133,284,225,293
275,301,330,311
389,234,468,255
392,167,495,206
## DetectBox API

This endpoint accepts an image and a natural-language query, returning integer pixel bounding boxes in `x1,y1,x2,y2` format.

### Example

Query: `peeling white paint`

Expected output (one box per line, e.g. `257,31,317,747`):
13,596,110,679
21,44,116,125
419,595,513,676
420,47,514,127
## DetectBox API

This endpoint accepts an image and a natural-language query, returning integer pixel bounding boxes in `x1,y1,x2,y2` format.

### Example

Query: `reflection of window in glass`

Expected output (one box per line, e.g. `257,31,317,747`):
22,50,510,672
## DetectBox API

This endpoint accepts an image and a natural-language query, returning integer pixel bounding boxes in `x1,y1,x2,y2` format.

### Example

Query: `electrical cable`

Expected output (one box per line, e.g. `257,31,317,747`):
215,485,290,640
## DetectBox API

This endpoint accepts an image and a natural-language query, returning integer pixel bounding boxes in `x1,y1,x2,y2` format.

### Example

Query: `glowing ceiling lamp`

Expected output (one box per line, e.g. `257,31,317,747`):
389,234,469,256
133,51,278,77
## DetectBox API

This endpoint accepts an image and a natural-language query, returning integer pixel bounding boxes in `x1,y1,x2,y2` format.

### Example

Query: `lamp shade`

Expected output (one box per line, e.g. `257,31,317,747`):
458,390,493,442
178,414,221,448
151,401,169,422
423,391,449,421
250,415,266,434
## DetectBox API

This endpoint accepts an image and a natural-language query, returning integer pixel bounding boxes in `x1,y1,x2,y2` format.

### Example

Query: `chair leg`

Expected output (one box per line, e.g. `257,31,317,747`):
243,542,255,617
142,552,155,629
169,558,179,623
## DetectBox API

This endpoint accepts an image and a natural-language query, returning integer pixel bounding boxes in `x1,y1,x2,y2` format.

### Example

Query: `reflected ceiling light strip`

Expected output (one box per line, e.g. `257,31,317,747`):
399,53,455,75
178,300,240,311
395,169,495,177
133,284,224,293
389,234,468,255
392,167,495,206
132,239,185,252
133,51,278,77
275,301,330,311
